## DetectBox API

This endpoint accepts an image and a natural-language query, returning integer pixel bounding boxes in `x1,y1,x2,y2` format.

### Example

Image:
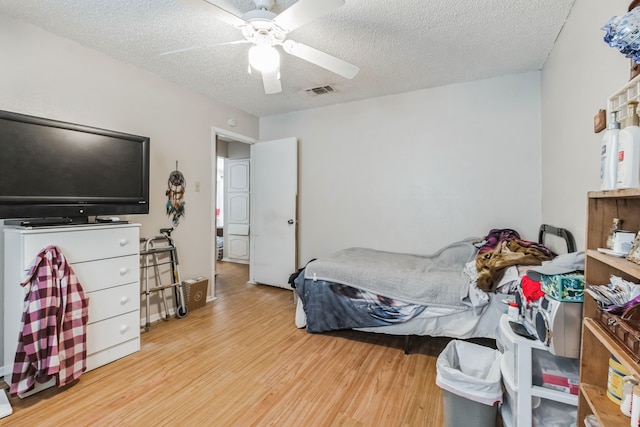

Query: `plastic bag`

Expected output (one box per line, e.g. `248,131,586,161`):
435,339,503,406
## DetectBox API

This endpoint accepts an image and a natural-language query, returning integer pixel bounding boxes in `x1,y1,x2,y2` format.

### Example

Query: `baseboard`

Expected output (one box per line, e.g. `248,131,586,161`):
141,297,217,327
220,257,249,264
141,309,175,327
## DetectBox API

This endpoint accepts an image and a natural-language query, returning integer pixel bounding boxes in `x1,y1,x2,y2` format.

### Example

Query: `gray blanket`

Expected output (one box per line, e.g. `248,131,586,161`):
303,242,478,309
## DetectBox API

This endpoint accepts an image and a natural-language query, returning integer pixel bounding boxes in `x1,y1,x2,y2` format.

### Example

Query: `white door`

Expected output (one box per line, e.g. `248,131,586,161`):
250,137,297,288
225,159,250,262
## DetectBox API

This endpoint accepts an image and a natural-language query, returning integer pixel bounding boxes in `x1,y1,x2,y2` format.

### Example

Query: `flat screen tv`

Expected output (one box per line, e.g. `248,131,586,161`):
0,109,150,225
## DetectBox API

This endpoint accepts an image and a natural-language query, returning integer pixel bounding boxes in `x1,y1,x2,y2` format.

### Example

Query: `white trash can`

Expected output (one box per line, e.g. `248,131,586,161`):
436,340,503,427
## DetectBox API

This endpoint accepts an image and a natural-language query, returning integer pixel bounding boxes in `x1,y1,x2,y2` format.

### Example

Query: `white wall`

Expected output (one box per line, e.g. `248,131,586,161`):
541,0,630,251
0,14,259,365
261,72,543,263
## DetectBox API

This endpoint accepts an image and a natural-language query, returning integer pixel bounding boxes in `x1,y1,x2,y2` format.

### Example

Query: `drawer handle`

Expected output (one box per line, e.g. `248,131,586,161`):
120,325,129,334
119,267,129,276
119,239,128,247
120,296,129,305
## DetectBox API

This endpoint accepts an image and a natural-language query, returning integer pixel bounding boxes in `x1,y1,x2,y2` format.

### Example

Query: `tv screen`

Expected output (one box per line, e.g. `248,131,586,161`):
0,110,149,223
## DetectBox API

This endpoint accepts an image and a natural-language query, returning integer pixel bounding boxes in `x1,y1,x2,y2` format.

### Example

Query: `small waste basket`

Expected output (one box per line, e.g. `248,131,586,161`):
435,340,503,427
183,277,209,311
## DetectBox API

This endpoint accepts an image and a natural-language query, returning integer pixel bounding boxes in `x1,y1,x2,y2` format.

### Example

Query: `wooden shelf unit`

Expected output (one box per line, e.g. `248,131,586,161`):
578,189,640,426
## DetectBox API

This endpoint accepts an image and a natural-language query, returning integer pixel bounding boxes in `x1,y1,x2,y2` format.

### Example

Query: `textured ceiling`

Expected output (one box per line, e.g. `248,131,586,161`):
0,0,576,117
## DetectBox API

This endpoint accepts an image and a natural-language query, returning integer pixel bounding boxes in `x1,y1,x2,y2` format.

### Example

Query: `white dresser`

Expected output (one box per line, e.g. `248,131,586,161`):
2,223,140,395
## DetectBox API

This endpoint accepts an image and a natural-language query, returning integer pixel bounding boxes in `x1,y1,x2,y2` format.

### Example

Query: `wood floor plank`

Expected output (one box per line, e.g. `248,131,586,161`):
0,261,497,426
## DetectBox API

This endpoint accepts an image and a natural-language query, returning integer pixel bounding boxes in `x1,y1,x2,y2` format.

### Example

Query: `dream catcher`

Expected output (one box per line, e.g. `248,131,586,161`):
166,161,186,226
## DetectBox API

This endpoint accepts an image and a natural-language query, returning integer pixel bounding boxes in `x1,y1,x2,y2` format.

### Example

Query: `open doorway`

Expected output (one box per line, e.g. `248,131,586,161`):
216,137,251,264
214,134,252,286
212,129,298,293
215,156,250,297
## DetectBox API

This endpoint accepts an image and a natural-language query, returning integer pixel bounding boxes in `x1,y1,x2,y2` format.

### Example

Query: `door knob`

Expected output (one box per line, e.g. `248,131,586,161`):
287,219,294,225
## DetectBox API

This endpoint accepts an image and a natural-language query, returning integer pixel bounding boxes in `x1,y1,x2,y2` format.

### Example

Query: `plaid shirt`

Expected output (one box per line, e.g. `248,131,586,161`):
10,245,89,397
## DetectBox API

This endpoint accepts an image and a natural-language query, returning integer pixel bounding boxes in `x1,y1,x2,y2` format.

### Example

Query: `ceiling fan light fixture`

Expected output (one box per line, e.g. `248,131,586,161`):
248,44,280,73
176,0,356,95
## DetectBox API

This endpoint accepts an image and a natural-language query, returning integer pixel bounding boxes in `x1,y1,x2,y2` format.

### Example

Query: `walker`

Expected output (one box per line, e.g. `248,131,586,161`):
140,227,188,331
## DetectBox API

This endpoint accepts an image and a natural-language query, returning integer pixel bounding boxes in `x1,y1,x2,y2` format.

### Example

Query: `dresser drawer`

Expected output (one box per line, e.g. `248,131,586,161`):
18,225,139,269
72,255,139,293
86,311,140,356
87,283,139,324
86,339,140,371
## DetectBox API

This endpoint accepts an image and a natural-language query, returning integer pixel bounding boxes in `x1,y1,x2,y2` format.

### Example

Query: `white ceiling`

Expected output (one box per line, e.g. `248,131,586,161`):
0,0,576,118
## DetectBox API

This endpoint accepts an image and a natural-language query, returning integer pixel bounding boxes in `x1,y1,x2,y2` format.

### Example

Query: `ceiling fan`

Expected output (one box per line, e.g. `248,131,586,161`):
172,0,360,94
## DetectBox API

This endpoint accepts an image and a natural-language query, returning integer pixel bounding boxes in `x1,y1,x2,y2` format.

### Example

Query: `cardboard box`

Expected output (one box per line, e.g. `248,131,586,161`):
184,277,208,311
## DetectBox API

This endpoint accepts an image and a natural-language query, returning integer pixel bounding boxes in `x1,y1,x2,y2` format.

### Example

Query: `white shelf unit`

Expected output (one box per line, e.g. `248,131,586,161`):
498,315,578,427
607,72,640,125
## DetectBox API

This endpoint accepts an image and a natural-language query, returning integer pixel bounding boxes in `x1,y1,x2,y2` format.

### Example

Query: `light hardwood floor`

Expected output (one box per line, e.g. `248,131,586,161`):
1,261,495,426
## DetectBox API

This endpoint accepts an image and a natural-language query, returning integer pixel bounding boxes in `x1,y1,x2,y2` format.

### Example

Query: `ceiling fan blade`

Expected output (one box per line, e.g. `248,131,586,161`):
282,40,359,79
262,68,282,94
160,40,249,56
177,0,247,28
274,0,344,33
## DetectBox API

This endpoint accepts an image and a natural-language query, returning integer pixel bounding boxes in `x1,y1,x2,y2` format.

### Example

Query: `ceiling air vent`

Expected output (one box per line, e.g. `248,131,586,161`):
306,85,335,95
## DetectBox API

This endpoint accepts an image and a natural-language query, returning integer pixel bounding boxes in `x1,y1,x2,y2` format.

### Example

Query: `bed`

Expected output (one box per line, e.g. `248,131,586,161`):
293,226,572,350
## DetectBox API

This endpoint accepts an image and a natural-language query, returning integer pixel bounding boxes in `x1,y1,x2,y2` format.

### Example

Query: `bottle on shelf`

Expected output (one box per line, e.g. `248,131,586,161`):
601,112,621,190
620,375,638,417
617,101,640,189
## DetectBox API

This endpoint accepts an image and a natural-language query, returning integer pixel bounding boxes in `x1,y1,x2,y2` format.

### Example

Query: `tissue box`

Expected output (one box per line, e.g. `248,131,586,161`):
540,273,584,302
183,277,208,311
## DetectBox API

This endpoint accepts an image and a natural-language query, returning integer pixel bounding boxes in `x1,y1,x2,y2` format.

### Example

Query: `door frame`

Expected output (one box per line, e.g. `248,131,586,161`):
211,127,257,296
